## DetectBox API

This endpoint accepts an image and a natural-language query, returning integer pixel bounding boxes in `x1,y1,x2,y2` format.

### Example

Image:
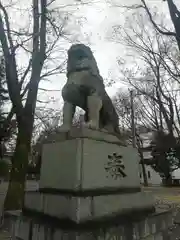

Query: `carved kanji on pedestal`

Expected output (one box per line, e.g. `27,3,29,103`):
105,152,127,180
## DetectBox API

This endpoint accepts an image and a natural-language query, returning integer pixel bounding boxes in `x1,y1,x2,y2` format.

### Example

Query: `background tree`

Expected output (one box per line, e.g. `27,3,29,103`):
140,0,180,51
0,0,73,210
0,160,9,179
110,10,180,185
112,89,150,186
118,0,180,51
112,12,180,136
30,108,83,177
150,130,180,185
0,56,16,158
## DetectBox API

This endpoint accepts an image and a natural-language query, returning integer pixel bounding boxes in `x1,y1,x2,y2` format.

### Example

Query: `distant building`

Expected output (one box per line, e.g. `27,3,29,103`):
138,131,162,186
138,130,180,185
139,165,162,185
171,169,180,185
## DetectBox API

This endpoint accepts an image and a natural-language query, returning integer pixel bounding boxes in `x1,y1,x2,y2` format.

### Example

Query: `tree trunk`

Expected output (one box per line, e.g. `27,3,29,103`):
167,0,180,51
4,125,30,210
137,141,148,187
164,174,172,187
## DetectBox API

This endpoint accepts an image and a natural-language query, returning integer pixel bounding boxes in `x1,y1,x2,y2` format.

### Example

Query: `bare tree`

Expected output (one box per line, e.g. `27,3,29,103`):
114,0,180,51
0,0,73,210
112,89,150,186
113,90,160,133
111,12,180,139
109,9,180,185
139,0,180,51
31,107,84,177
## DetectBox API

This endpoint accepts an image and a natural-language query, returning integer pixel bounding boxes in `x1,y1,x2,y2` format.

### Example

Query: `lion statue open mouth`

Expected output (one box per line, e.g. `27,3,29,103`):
60,43,120,136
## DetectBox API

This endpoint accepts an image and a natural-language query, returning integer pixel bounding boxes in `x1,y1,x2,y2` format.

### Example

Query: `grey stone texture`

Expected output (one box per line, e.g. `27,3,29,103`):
24,127,153,223
60,44,121,135
24,191,154,223
39,128,139,191
10,127,159,239
9,208,174,240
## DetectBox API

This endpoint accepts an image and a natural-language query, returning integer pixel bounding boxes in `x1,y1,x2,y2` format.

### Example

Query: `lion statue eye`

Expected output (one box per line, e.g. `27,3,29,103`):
78,55,84,60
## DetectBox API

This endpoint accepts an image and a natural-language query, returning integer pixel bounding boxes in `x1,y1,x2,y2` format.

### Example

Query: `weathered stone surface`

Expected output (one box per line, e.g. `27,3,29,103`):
11,217,30,240
28,127,155,224
24,191,154,223
173,211,180,224
9,209,174,240
39,135,139,191
60,43,121,135
43,127,125,145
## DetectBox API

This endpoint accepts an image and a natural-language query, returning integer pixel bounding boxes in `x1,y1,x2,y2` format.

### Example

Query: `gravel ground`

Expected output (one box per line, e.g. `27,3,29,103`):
0,230,11,239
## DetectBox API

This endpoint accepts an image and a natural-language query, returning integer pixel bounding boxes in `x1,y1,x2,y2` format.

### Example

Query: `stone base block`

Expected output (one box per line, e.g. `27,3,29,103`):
24,191,155,223
9,208,173,240
39,128,140,192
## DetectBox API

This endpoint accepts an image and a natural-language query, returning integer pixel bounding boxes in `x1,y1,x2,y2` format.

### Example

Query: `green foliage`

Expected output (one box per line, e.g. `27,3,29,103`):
150,131,180,183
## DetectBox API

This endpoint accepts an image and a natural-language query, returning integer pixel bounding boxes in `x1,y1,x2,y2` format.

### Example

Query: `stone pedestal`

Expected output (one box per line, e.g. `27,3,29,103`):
9,208,174,240
10,127,158,239
39,130,140,191
23,127,155,223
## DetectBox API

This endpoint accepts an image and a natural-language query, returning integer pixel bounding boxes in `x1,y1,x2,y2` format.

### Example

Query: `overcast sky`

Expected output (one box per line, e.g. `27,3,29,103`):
40,0,174,109
3,0,180,112
40,0,128,105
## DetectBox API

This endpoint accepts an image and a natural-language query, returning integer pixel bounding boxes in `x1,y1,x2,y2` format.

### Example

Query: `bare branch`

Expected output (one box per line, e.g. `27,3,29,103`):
0,4,23,118
40,60,66,79
38,87,60,92
140,0,176,37
0,2,14,51
19,59,32,86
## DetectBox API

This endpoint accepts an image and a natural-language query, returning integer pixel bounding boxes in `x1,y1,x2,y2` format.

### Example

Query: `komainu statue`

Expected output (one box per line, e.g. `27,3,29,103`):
60,43,120,136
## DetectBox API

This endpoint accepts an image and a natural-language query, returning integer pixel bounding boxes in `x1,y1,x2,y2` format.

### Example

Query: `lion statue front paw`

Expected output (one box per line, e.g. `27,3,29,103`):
83,120,99,130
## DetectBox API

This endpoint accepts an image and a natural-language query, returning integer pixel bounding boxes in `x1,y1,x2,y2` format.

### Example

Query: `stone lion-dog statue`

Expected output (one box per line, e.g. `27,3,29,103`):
60,43,120,136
